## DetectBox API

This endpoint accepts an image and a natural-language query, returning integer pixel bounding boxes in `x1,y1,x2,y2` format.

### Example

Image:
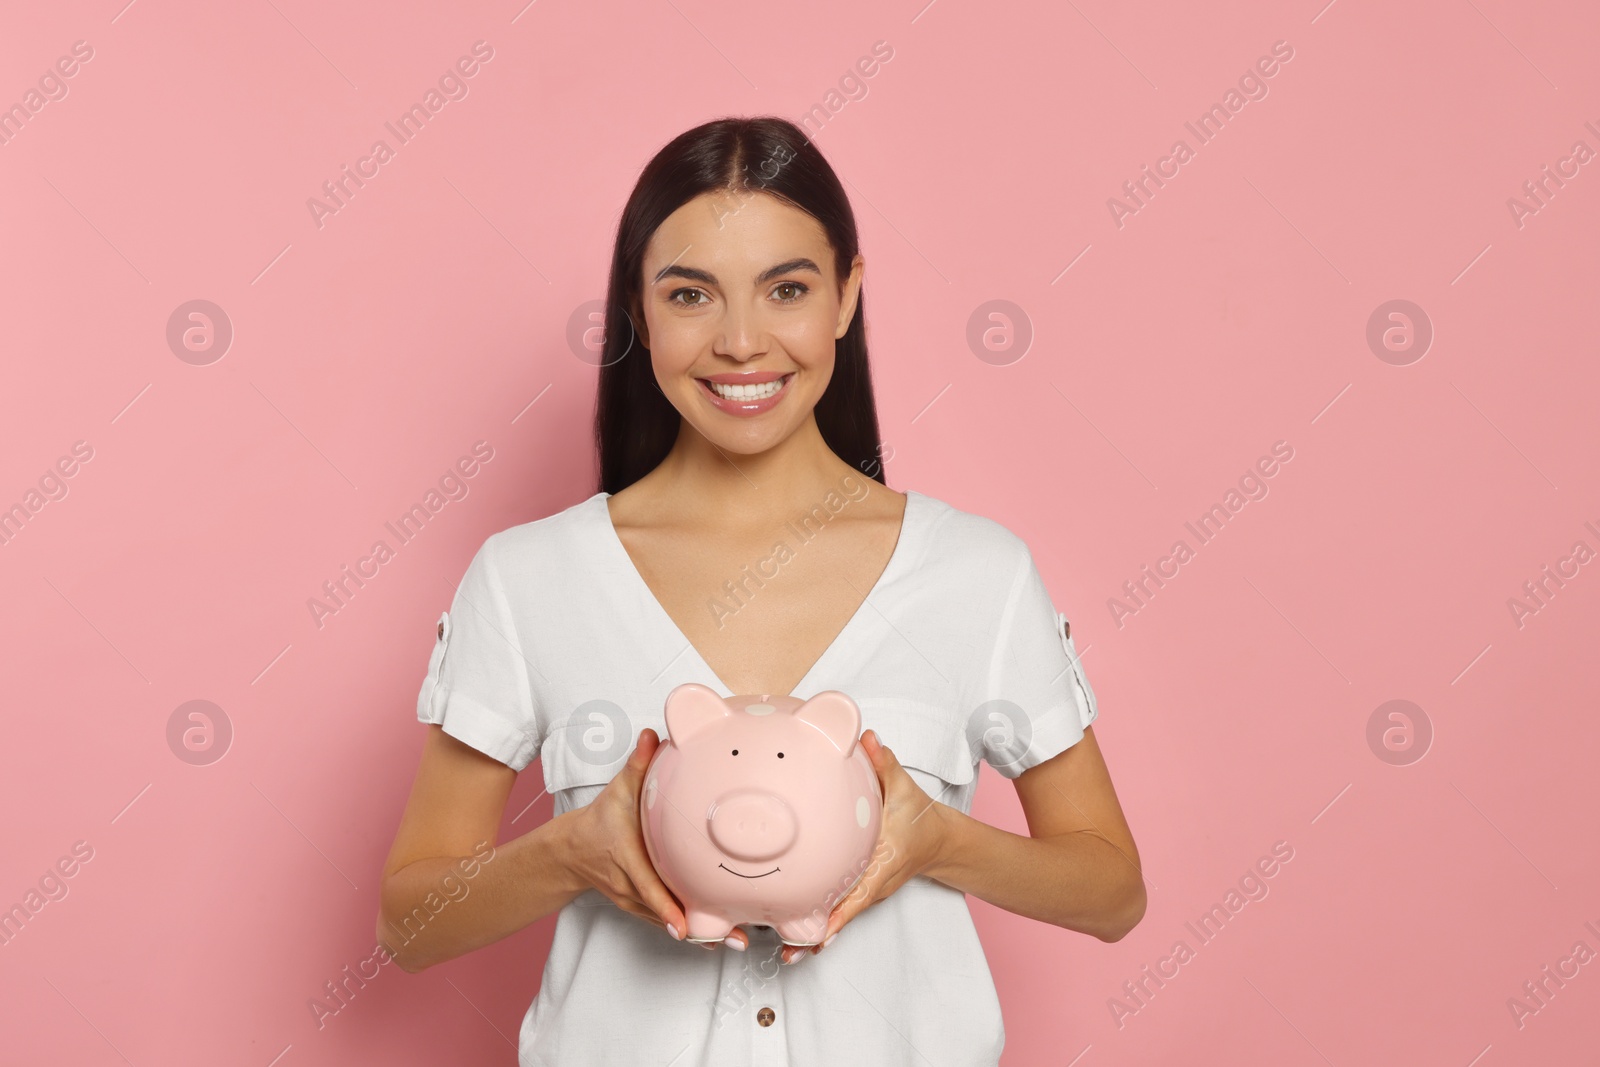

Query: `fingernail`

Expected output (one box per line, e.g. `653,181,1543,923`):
723,935,745,951
822,932,837,948
667,923,682,940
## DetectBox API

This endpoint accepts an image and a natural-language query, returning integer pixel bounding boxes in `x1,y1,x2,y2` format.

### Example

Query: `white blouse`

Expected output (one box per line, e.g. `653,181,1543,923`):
415,487,1099,1066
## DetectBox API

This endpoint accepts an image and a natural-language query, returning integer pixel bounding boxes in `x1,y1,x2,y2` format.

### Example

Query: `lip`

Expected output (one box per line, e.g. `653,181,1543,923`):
696,372,794,417
719,863,780,879
697,370,790,384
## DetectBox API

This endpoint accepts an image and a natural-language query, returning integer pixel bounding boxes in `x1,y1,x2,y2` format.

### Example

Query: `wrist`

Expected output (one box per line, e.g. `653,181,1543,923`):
547,807,594,899
920,798,964,884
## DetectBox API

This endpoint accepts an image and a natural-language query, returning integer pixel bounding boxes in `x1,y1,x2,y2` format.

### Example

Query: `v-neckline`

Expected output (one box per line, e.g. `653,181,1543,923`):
596,488,922,698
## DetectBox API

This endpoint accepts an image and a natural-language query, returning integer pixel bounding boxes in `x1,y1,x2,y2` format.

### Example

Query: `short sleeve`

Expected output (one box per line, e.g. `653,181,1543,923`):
981,543,1099,779
415,534,540,770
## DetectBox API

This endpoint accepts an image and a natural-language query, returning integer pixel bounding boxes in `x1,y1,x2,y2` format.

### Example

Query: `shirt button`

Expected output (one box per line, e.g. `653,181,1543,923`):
756,1006,776,1027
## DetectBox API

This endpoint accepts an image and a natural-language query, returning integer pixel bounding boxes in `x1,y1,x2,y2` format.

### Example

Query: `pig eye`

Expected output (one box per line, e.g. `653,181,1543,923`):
777,752,784,758
731,749,739,756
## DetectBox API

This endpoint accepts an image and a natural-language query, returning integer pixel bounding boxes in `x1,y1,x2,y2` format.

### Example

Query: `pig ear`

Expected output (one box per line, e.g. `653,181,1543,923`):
794,691,863,755
663,682,732,744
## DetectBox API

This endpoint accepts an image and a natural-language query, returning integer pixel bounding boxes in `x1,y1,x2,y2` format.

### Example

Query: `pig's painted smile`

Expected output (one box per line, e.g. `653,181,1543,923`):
719,863,780,879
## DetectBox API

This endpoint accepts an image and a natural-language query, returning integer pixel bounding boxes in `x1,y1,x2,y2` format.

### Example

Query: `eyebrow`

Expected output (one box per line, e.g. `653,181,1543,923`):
651,257,823,287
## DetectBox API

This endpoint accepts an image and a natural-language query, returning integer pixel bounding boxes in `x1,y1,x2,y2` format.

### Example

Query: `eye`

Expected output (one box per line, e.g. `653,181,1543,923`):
668,287,709,308
777,752,784,759
731,749,739,755
771,282,807,304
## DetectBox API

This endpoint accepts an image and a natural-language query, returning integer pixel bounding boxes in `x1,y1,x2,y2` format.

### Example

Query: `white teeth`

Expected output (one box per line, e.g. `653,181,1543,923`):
706,375,786,400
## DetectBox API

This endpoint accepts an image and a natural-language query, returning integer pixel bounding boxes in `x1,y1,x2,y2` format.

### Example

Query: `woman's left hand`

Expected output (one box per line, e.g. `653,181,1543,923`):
781,728,950,964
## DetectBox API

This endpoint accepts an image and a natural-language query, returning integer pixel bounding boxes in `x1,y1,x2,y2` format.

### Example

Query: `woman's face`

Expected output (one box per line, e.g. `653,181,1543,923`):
634,190,863,457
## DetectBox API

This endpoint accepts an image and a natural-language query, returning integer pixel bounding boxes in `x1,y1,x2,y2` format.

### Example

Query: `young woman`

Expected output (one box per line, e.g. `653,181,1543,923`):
378,116,1144,1065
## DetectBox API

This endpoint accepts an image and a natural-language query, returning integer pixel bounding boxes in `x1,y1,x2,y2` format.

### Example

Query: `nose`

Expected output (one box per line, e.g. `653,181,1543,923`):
707,790,797,863
714,304,766,362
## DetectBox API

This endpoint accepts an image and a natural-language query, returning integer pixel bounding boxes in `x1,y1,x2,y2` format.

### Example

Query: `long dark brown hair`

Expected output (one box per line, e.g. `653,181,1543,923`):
593,116,886,494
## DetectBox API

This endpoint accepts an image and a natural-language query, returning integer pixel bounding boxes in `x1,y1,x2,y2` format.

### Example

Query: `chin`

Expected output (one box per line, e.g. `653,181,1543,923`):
701,424,799,454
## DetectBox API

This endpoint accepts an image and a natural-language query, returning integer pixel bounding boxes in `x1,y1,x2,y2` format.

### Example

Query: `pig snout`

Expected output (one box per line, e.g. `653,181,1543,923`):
707,790,798,862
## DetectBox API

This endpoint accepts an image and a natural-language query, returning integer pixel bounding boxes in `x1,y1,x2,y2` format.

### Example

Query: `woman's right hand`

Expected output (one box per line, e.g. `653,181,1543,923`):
563,728,744,950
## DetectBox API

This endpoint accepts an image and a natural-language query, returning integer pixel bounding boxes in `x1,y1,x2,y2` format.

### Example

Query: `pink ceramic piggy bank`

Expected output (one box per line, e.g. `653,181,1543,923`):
639,682,883,946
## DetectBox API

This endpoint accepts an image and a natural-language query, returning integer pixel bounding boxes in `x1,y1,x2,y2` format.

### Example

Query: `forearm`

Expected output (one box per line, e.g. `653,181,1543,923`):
923,803,1146,942
377,809,588,972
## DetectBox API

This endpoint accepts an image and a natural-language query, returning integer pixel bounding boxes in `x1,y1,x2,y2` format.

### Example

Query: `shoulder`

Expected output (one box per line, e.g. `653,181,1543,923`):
909,489,1032,570
469,492,607,578
903,489,1037,611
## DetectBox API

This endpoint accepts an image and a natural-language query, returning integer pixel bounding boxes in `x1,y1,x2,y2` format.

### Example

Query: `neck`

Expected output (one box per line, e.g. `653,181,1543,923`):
632,414,878,525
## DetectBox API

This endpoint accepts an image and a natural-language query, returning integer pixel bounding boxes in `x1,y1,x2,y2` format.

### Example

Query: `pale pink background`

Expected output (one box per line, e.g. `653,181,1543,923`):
2,0,1597,1063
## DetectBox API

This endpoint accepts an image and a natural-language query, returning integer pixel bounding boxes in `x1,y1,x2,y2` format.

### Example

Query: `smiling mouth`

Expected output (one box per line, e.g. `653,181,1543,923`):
696,373,793,402
719,863,780,879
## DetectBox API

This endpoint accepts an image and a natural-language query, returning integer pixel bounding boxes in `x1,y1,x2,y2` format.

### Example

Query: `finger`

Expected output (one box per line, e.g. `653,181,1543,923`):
859,728,882,764
860,730,899,793
626,728,660,775
622,855,687,939
620,904,712,948
616,901,664,926
819,901,856,945
822,866,882,943
868,731,905,775
606,876,665,923
608,890,666,925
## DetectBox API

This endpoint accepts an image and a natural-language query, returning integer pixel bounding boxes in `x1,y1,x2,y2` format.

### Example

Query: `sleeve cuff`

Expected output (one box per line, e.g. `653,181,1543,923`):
989,699,1088,779
417,686,538,771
